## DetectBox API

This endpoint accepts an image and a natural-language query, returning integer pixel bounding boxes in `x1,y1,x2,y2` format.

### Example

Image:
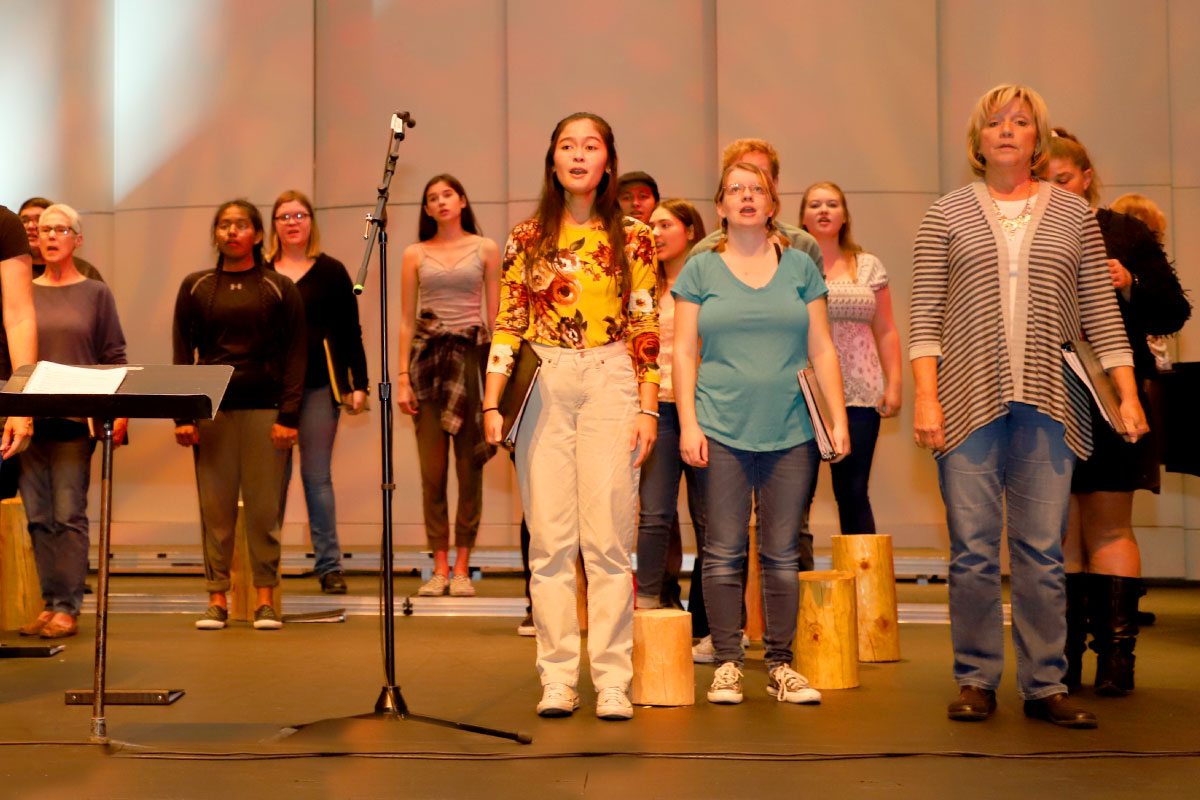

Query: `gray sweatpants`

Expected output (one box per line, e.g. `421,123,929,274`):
194,409,287,592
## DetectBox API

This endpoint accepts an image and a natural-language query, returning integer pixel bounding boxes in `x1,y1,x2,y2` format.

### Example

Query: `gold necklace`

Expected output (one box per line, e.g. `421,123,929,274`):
990,182,1035,238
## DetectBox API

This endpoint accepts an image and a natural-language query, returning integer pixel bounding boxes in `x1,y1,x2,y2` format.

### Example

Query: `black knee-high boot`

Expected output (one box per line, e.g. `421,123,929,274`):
1064,572,1090,692
1090,574,1141,696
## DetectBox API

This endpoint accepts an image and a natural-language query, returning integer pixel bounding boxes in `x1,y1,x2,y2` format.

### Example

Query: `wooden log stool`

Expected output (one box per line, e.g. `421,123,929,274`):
228,500,282,622
832,534,901,662
632,608,694,706
0,498,42,631
795,569,859,689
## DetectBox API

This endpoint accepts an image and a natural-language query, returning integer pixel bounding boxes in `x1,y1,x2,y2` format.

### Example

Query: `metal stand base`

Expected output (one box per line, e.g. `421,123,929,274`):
0,644,65,658
66,689,185,705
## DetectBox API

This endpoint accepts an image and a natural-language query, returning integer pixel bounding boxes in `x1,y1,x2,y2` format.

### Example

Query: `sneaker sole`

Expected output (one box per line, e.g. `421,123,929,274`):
536,704,578,718
253,620,283,630
597,707,633,720
767,687,821,704
517,627,536,636
706,690,743,704
195,621,226,630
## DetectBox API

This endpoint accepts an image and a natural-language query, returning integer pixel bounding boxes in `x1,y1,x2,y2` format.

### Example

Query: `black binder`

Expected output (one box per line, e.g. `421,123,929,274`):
1062,339,1127,437
498,341,541,450
797,367,837,461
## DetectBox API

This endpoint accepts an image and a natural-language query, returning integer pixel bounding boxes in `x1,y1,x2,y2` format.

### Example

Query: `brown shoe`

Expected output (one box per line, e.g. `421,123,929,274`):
948,686,996,721
40,615,78,639
1023,692,1098,729
19,611,53,637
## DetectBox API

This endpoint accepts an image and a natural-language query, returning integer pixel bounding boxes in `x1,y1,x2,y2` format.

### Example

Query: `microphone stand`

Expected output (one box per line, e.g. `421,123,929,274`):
286,112,529,746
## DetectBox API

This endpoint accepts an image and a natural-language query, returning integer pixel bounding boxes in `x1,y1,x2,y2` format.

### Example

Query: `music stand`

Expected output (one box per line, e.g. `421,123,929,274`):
0,363,231,742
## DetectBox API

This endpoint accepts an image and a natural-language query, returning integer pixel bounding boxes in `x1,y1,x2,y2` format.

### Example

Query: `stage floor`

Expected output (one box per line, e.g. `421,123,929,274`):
1,578,1197,799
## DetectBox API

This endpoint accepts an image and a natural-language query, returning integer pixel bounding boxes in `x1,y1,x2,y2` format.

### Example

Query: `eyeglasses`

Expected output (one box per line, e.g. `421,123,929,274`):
38,225,76,236
274,212,309,222
725,184,767,197
216,219,253,232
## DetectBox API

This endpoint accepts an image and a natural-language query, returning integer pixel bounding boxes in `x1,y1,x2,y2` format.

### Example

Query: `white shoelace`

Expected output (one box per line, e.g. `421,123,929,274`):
769,665,809,702
712,662,742,690
596,687,629,708
543,683,574,702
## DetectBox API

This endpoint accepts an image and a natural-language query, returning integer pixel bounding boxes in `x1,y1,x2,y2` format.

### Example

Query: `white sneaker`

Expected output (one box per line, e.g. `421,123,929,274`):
448,575,475,597
692,635,715,664
767,663,822,704
707,661,744,704
595,686,633,720
536,682,579,717
418,573,448,596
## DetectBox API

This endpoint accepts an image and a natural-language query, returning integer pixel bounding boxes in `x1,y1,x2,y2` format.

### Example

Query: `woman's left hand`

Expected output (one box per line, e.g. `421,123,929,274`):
347,390,367,415
631,412,657,468
271,424,299,450
1108,258,1133,291
829,422,851,464
1119,396,1150,444
878,383,902,418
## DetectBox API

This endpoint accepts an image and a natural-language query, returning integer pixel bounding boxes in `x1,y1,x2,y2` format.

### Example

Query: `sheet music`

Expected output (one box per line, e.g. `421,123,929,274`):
22,361,128,395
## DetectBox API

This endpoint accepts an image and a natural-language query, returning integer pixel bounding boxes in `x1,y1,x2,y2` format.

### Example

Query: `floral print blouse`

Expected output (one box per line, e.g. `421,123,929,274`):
487,217,660,384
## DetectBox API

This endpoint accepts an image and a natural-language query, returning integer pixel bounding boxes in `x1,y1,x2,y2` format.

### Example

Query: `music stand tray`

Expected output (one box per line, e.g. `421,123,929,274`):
1,363,231,741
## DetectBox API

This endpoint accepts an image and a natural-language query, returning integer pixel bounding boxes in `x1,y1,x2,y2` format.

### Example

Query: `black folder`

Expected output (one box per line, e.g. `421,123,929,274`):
797,367,837,461
1062,339,1127,437
498,341,541,450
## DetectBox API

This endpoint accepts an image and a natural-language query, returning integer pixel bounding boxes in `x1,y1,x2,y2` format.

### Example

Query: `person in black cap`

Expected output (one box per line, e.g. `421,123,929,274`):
616,171,659,224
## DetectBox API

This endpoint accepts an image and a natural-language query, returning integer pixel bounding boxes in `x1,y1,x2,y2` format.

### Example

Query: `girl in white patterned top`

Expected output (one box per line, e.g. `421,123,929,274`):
799,182,901,534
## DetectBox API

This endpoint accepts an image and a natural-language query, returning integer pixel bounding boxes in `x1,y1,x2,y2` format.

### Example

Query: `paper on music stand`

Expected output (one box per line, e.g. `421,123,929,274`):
22,361,127,395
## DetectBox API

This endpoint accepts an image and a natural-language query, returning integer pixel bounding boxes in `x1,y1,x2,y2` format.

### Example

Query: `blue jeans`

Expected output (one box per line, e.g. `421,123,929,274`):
18,422,95,616
938,403,1075,699
284,386,343,576
636,403,707,606
703,437,819,666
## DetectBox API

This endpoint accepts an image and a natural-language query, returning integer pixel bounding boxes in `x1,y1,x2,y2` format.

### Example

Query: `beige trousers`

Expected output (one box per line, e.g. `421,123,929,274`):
515,340,640,690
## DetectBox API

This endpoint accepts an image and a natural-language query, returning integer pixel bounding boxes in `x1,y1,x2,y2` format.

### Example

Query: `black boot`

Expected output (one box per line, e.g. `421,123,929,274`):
1090,574,1141,696
1064,573,1089,692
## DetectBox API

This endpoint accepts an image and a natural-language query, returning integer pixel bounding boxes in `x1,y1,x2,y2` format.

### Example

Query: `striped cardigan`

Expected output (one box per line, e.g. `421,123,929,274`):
909,181,1133,458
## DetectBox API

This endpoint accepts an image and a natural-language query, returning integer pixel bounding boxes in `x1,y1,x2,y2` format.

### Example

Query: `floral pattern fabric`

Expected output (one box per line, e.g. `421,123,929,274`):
488,217,660,384
826,252,888,408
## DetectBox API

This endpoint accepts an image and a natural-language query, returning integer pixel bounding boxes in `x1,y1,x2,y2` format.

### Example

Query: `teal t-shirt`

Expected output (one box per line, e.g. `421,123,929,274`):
672,248,828,452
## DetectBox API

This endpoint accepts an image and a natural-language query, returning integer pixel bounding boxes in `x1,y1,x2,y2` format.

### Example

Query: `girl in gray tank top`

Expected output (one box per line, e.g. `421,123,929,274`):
397,175,501,598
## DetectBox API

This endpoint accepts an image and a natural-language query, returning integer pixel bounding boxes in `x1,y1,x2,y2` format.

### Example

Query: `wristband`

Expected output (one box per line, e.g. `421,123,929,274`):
639,409,660,419
482,407,499,414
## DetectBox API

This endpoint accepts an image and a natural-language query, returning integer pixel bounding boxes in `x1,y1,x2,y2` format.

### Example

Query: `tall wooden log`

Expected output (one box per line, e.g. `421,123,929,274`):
228,501,282,622
632,608,694,706
832,534,901,662
795,569,858,689
0,498,42,631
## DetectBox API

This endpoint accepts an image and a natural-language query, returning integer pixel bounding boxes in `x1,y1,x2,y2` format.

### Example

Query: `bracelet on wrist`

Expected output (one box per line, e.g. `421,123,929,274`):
482,407,499,414
639,409,660,419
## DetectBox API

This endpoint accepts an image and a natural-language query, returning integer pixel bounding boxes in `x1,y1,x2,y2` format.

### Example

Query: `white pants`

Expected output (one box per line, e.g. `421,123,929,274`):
515,340,640,690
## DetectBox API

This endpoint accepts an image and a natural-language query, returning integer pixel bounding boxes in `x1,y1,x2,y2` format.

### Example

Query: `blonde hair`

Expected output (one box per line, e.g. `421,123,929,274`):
721,139,780,182
1110,193,1167,244
265,189,321,262
799,181,862,255
966,84,1052,178
711,161,788,252
40,203,82,235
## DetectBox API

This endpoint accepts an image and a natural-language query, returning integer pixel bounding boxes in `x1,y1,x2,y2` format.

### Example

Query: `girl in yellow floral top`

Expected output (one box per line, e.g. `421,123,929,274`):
482,112,659,722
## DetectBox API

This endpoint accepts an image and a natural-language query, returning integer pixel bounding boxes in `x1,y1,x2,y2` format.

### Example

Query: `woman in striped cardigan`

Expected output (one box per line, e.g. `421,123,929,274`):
909,85,1148,730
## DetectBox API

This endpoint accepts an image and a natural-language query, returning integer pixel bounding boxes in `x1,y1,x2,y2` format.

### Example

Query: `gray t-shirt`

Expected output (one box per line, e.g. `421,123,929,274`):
32,279,126,367
688,220,824,274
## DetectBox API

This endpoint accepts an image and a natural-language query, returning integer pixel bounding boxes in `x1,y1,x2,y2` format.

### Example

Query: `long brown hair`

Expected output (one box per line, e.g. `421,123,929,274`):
526,112,627,291
653,198,706,293
418,174,482,242
1046,127,1101,206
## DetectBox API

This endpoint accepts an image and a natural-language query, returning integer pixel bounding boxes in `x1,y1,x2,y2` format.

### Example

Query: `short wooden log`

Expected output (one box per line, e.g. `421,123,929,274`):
832,534,901,662
743,525,763,643
575,553,588,633
632,608,694,706
228,501,282,622
795,569,859,689
0,498,43,631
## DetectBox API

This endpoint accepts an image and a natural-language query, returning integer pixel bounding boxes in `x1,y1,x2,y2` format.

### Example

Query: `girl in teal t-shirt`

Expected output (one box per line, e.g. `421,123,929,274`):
672,160,848,708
